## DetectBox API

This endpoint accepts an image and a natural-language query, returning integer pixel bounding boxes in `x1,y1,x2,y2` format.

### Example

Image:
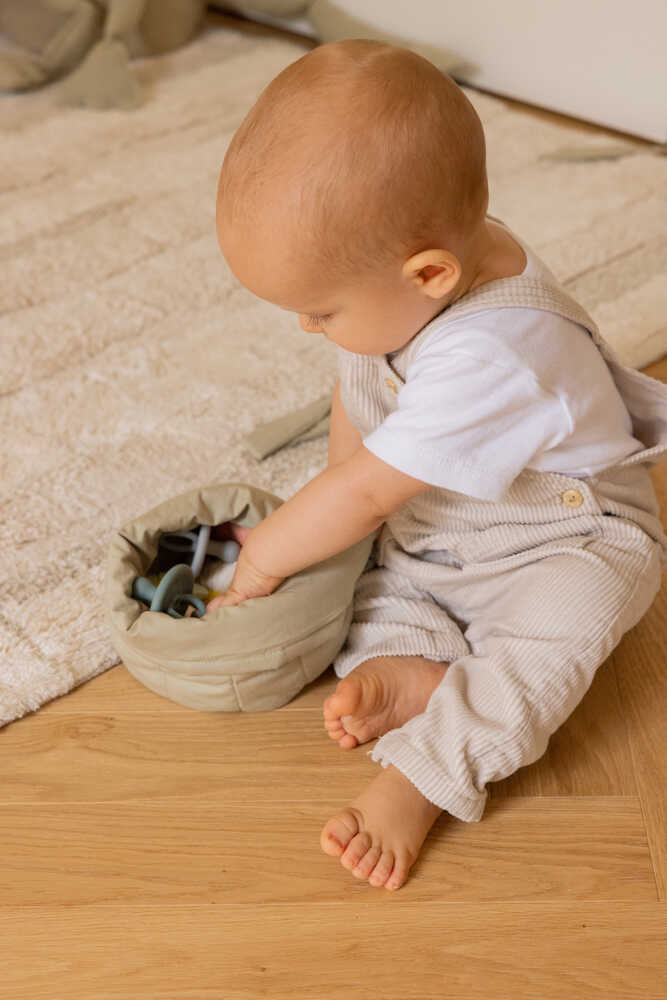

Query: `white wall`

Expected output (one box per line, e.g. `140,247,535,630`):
242,0,667,142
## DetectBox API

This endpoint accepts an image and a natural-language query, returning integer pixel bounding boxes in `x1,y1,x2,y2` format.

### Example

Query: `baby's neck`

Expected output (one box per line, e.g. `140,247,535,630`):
389,219,528,358
452,218,527,305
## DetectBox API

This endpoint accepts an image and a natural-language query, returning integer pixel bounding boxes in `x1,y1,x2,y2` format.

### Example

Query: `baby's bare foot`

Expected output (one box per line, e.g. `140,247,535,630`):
323,655,448,749
320,764,443,890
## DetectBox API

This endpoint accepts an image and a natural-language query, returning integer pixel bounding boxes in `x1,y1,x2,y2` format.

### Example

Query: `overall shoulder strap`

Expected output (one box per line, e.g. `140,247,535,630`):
398,215,602,375
393,216,667,462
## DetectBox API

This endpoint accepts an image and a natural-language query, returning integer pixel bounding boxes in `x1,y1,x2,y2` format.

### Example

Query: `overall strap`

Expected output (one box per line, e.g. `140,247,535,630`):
392,218,667,467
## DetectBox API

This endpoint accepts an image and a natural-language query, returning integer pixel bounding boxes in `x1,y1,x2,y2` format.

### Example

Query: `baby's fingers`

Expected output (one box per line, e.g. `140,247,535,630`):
230,523,253,546
206,591,241,611
211,522,253,546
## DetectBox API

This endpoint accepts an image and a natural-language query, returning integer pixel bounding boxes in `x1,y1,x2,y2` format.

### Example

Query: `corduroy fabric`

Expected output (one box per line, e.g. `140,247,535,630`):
332,215,667,822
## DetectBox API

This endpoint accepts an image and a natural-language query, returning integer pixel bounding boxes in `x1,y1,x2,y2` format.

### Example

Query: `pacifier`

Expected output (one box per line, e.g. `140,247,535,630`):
131,563,206,619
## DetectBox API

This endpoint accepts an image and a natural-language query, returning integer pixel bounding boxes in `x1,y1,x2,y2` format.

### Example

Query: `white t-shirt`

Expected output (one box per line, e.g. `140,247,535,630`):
362,247,644,501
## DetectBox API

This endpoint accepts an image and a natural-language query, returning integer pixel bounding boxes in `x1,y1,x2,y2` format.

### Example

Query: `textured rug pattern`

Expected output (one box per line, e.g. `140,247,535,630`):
1,23,666,727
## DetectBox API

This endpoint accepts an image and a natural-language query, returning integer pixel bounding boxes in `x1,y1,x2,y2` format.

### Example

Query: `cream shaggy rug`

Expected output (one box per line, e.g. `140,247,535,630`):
1,20,666,728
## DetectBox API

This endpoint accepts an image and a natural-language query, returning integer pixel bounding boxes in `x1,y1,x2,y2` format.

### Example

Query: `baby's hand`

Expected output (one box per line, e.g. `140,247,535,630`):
205,543,284,610
211,521,253,547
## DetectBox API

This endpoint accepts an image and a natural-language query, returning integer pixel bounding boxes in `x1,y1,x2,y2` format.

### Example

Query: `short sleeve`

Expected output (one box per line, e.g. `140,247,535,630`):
362,349,572,501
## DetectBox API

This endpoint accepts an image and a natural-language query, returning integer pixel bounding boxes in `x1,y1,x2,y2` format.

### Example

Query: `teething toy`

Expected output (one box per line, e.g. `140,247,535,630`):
132,523,241,619
159,525,241,577
131,563,206,619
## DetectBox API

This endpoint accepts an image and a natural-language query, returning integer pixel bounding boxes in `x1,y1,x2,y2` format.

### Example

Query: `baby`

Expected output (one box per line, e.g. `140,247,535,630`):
207,40,667,891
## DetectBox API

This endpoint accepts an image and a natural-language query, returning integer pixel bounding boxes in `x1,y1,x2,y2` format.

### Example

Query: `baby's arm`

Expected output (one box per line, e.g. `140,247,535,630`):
207,390,431,607
328,379,363,468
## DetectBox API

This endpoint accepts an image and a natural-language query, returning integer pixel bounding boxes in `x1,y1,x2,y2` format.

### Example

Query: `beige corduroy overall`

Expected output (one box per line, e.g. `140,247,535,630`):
333,215,667,822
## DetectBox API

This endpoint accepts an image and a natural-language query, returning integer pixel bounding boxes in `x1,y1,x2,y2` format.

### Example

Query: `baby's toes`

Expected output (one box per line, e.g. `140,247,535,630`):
340,831,373,873
320,808,360,858
322,694,341,723
367,849,396,888
337,731,359,749
385,861,410,892
324,717,344,736
323,714,359,748
351,842,382,880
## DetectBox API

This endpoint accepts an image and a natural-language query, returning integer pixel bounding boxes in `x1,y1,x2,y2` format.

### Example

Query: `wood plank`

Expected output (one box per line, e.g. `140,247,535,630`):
37,661,337,714
612,579,667,900
642,356,667,382
1,902,665,1000
609,434,667,899
0,797,654,905
37,643,644,803
0,711,379,803
45,657,640,800
0,699,641,806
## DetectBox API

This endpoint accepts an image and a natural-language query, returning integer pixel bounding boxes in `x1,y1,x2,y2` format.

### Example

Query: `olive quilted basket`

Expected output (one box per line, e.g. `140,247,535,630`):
105,481,376,711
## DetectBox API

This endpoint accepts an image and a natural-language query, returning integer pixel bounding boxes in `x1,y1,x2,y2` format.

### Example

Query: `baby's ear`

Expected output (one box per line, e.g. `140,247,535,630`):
403,249,461,298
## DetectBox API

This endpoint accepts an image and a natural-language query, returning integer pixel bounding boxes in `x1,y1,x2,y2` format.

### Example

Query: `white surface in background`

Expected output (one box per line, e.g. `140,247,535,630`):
227,5,318,37
237,0,667,141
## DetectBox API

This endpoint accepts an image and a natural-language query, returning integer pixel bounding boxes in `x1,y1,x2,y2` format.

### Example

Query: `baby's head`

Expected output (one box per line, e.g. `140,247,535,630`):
216,39,489,355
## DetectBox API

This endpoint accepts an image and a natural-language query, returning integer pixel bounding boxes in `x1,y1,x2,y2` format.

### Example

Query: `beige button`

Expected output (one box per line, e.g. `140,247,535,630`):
384,378,398,393
561,488,584,508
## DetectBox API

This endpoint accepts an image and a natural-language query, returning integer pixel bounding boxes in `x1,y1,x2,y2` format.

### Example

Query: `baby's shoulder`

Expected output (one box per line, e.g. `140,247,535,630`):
417,305,604,390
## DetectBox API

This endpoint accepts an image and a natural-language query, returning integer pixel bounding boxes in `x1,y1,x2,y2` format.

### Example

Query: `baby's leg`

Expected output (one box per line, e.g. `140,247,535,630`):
320,529,662,890
319,564,471,890
368,531,663,824
323,563,470,747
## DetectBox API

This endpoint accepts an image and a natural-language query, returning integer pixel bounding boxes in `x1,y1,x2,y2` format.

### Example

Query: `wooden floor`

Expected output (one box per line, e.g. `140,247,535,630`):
3,14,666,1000
2,359,666,999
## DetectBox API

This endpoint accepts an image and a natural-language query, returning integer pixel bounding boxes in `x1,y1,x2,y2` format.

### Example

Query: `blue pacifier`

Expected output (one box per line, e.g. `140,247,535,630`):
132,524,242,618
131,563,206,619
158,525,240,576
